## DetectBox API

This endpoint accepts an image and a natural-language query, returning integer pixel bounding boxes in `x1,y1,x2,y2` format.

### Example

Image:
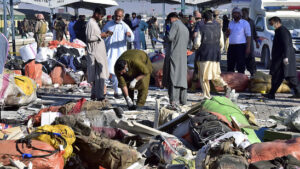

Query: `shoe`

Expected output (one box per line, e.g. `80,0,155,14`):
288,94,300,99
262,93,275,99
114,93,122,99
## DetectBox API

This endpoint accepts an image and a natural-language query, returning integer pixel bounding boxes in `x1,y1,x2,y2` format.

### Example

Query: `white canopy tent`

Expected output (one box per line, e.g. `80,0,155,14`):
20,0,118,9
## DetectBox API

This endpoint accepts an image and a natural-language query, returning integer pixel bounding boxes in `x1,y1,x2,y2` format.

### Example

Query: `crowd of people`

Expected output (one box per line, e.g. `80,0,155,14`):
29,6,300,110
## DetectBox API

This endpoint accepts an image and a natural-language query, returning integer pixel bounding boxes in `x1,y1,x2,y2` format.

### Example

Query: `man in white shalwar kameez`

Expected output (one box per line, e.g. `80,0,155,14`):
103,8,134,98
86,7,110,101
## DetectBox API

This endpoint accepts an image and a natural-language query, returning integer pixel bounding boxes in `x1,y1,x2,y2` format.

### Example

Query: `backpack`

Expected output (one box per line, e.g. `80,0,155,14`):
39,21,48,34
204,138,249,169
189,111,232,150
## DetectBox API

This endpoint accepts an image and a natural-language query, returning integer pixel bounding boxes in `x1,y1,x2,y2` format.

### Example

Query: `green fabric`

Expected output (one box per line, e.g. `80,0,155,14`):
201,96,261,144
115,50,152,88
172,157,195,169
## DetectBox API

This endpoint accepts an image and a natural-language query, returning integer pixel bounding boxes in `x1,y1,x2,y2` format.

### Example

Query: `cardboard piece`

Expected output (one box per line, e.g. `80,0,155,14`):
41,112,62,126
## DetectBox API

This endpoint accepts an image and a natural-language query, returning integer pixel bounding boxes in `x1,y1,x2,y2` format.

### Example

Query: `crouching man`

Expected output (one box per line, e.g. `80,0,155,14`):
115,50,152,110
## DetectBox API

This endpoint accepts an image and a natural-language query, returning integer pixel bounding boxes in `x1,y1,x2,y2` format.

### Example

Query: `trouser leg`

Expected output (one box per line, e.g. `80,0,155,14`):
94,78,105,100
236,44,246,74
227,45,235,72
169,84,180,104
111,74,119,94
200,78,211,99
269,70,284,96
137,88,148,106
245,52,257,76
286,76,300,95
179,88,187,105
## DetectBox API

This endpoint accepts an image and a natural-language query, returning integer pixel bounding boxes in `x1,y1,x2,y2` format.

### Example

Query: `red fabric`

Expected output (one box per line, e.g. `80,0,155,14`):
247,137,300,163
50,66,75,85
48,40,85,49
25,60,43,87
0,140,64,169
214,73,249,92
68,98,86,115
13,70,22,75
155,69,164,88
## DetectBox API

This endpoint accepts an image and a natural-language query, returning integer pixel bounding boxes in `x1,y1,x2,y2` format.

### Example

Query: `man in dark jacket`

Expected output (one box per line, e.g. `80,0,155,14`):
74,15,87,43
242,8,259,76
123,13,133,49
262,17,300,99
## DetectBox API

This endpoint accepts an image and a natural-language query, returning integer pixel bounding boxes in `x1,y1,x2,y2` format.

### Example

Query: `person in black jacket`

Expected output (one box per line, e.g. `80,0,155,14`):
242,8,259,76
262,17,300,99
123,13,133,50
73,15,87,43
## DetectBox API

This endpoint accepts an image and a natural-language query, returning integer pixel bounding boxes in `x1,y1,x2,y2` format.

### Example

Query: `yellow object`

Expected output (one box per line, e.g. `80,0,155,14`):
250,71,290,93
261,91,266,94
243,110,258,126
14,75,37,96
35,124,76,160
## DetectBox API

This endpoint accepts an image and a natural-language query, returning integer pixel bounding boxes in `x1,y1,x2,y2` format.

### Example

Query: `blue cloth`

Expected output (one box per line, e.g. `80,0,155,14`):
59,55,77,72
68,21,77,42
0,33,8,74
132,18,140,49
139,20,148,50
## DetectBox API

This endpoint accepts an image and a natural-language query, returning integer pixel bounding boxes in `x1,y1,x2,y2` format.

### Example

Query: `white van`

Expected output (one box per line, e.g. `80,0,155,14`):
232,0,300,69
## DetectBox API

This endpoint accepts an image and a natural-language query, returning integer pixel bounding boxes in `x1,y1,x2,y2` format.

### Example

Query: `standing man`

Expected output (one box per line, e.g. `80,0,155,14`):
54,16,66,41
222,15,230,53
213,10,223,28
131,12,140,49
115,50,152,110
86,7,110,101
103,8,134,98
138,15,148,50
242,8,259,76
262,17,300,99
68,16,77,42
34,14,48,51
149,17,159,49
74,15,87,43
226,7,251,74
163,12,189,108
22,18,29,38
194,10,231,99
123,13,133,50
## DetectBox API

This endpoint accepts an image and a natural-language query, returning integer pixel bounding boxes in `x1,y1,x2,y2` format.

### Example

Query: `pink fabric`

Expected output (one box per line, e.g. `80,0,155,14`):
0,74,10,99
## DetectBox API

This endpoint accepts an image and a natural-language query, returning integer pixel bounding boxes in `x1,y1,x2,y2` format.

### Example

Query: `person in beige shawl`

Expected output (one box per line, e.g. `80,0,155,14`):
86,7,110,101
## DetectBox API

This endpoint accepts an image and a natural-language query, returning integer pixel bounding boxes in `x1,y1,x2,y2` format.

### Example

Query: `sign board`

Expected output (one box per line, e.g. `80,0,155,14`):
20,0,76,8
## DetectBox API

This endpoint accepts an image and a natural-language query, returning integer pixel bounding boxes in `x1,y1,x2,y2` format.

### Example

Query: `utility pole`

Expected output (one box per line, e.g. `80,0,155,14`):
10,0,16,55
181,0,185,14
3,0,7,38
162,0,166,20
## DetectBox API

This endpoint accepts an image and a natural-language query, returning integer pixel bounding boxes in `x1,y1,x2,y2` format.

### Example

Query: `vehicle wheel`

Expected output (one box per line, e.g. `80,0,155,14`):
262,46,271,69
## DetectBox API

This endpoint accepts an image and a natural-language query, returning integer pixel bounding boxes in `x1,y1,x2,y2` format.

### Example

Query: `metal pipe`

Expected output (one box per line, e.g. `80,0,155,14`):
162,0,166,20
3,0,7,38
181,0,185,14
10,0,16,55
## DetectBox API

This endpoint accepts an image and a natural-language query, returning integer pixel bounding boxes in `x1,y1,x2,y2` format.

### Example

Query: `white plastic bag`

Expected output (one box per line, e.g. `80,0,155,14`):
73,39,86,47
41,72,52,86
36,47,55,62
20,42,37,62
